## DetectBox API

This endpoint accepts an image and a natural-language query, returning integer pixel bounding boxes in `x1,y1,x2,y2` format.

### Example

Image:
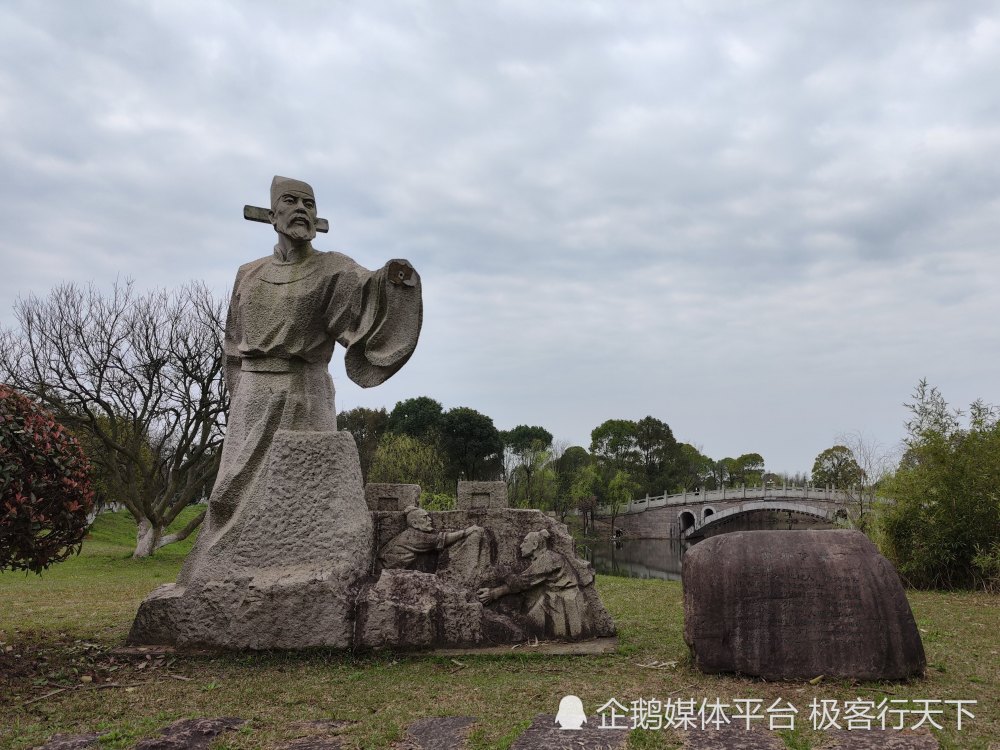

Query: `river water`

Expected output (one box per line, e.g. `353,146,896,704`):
583,512,838,581
583,538,686,581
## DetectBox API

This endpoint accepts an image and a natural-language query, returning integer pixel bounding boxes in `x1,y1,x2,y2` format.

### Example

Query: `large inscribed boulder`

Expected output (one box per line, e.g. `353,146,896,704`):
682,530,925,680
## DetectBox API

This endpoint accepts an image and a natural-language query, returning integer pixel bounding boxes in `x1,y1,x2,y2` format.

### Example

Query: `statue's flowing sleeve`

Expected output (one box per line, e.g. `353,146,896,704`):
334,258,423,388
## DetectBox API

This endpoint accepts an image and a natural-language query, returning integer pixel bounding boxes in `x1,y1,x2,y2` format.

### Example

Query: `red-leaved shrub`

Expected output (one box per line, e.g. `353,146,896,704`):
0,385,94,573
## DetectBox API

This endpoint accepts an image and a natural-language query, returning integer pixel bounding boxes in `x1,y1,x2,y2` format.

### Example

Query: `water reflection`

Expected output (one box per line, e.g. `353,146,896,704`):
584,513,840,580
584,538,686,581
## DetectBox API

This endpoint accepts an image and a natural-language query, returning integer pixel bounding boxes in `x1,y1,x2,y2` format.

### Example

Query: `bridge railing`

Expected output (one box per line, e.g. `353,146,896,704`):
596,485,857,517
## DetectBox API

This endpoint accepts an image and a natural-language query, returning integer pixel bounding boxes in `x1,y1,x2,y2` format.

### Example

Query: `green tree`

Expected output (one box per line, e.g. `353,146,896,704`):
0,280,227,558
503,424,554,505
634,416,681,495
710,458,735,489
676,443,713,491
532,464,560,514
875,381,1000,589
386,396,444,442
549,446,591,522
570,463,601,536
555,446,590,494
368,433,449,495
337,406,388,482
605,470,639,537
730,452,766,487
504,425,553,454
811,445,864,488
440,407,503,481
590,419,639,473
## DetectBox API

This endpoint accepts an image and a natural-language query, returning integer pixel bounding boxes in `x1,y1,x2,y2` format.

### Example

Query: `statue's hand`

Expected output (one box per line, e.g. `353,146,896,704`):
466,525,483,537
476,587,494,604
386,259,417,287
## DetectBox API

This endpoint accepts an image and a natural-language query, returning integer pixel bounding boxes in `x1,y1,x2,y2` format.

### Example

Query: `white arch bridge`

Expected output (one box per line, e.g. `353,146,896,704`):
594,486,855,540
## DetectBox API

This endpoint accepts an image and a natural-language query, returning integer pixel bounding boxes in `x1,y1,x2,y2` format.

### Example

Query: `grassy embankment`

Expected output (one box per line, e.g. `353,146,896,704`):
0,510,996,749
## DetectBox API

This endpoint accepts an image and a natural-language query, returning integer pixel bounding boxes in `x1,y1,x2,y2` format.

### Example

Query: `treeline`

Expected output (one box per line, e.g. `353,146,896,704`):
872,381,1000,590
338,397,771,517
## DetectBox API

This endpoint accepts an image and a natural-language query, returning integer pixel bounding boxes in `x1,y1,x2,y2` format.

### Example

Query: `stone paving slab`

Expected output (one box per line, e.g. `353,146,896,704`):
276,739,342,750
510,714,628,750
391,716,477,749
816,729,940,749
131,717,244,749
32,734,102,750
274,719,354,749
680,726,786,749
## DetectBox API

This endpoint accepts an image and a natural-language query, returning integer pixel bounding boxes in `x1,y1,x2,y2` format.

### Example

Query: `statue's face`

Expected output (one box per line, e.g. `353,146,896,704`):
409,510,433,532
270,191,317,242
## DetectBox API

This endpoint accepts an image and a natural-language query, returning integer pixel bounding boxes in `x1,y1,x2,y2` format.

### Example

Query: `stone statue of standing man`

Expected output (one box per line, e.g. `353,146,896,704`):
129,176,423,649
179,175,422,580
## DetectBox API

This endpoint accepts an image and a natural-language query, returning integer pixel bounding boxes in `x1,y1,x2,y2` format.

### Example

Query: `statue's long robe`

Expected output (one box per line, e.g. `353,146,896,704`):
179,247,422,586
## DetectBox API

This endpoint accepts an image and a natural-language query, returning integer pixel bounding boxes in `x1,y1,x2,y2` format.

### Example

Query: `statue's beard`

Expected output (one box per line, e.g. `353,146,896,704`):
281,219,316,242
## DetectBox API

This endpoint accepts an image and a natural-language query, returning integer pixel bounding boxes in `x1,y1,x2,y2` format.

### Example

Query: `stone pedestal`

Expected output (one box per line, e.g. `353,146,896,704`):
128,430,373,649
683,530,926,680
356,569,484,648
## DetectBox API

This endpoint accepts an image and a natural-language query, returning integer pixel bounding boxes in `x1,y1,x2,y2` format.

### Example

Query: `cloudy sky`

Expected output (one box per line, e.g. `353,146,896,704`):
2,0,998,476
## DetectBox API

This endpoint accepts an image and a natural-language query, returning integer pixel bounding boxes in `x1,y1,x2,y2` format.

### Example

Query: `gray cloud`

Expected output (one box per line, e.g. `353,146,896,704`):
2,0,999,472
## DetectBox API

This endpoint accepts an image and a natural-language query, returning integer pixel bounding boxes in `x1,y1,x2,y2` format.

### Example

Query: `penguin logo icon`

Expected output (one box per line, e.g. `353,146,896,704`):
555,695,587,729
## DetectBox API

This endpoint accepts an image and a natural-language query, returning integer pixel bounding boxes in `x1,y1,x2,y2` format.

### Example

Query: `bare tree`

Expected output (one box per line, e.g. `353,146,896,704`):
835,430,898,528
0,280,227,557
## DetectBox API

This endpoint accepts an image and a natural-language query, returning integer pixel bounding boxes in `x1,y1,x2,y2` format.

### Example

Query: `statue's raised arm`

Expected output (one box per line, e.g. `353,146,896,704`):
222,175,422,399
339,256,422,389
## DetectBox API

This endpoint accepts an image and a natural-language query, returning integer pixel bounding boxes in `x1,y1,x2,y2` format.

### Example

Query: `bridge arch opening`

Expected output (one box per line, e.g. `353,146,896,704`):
703,507,715,522
679,511,696,534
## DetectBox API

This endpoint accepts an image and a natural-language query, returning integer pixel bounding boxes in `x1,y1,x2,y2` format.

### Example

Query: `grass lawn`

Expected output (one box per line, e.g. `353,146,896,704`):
1,510,996,749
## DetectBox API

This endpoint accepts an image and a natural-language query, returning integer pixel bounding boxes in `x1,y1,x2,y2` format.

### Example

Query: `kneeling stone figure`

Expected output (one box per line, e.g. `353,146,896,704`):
478,529,589,639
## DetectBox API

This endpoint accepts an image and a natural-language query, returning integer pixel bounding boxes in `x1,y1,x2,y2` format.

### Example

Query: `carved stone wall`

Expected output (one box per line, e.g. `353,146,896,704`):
365,483,421,511
456,481,508,510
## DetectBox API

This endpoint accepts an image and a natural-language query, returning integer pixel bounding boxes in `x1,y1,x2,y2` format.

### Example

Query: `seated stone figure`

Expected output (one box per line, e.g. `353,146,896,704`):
378,506,485,587
477,529,589,639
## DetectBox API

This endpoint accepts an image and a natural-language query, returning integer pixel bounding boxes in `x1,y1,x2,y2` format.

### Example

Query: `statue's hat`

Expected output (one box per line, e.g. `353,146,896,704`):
270,175,315,208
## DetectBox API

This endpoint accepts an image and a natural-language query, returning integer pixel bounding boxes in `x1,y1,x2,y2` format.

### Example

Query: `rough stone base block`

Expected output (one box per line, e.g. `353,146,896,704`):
683,530,926,680
357,569,483,648
129,431,372,650
131,570,361,649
